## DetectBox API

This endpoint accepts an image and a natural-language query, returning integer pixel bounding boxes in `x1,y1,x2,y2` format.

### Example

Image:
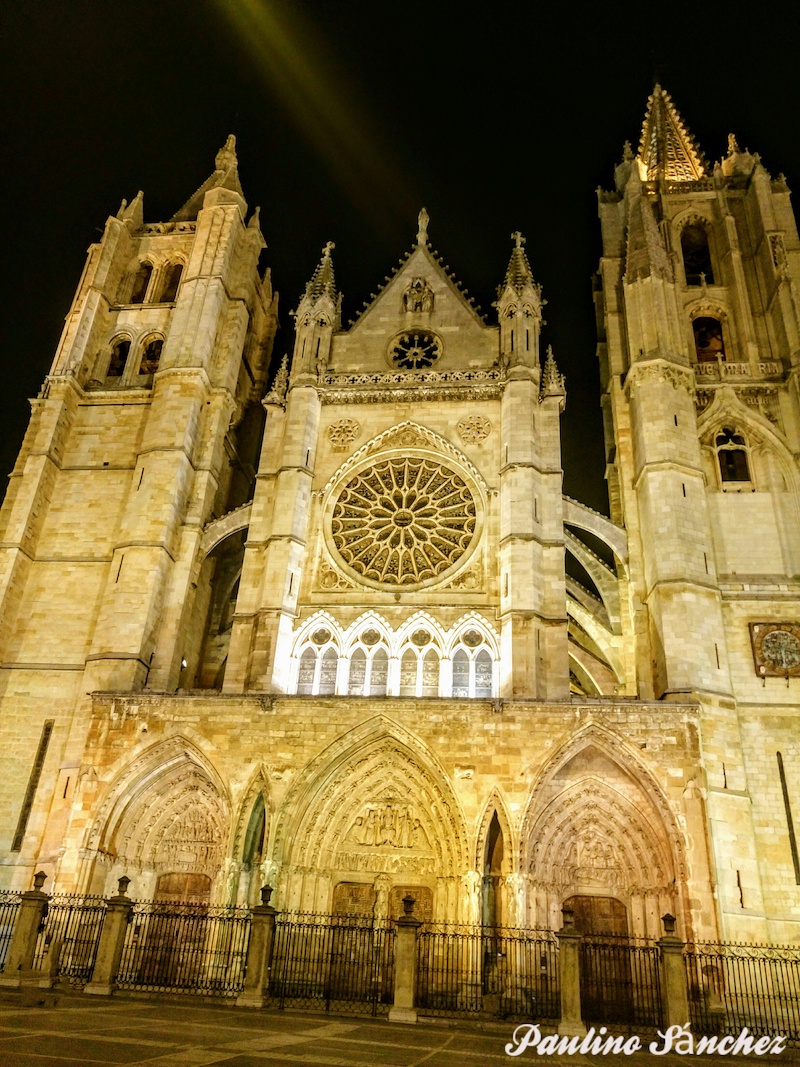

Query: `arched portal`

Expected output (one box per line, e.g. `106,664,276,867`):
81,739,229,901
522,735,685,938
271,721,468,921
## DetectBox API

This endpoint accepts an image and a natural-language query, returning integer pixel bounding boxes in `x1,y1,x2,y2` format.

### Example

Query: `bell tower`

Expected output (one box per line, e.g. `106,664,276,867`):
0,137,277,882
597,87,800,940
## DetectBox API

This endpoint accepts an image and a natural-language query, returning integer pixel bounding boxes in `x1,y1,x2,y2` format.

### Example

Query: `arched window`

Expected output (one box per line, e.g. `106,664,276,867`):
346,643,390,696
297,648,316,695
159,263,183,302
296,640,340,695
692,317,725,361
715,427,751,485
681,223,714,286
318,647,337,695
399,644,441,697
106,338,130,378
138,338,163,375
129,263,153,304
451,630,496,697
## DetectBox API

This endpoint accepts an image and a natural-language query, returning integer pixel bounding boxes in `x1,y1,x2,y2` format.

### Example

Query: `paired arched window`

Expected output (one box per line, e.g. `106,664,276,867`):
297,646,338,695
129,263,153,304
348,646,389,696
681,223,714,286
399,646,440,696
452,646,493,698
715,427,751,485
692,316,725,361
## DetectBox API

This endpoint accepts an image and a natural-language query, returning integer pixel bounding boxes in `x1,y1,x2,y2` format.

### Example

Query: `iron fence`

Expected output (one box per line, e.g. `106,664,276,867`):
267,912,395,1016
115,901,250,997
0,891,21,973
32,894,107,987
686,941,800,1043
580,935,663,1030
416,923,559,1020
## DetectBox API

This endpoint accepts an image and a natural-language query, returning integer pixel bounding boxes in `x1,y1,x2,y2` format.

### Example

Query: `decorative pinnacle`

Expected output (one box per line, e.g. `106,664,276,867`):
540,345,566,398
264,354,289,406
305,242,338,302
417,207,430,246
215,133,238,172
727,133,740,156
501,231,537,295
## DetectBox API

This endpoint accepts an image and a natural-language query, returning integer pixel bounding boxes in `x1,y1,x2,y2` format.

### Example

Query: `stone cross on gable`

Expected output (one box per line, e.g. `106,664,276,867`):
511,231,525,249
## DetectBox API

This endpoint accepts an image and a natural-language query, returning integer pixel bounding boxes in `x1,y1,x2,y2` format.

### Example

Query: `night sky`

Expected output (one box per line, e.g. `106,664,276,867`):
3,1,800,514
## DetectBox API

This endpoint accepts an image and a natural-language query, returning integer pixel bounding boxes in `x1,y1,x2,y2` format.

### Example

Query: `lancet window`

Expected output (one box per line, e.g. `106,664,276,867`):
347,643,389,696
399,637,441,697
138,338,163,375
297,644,338,695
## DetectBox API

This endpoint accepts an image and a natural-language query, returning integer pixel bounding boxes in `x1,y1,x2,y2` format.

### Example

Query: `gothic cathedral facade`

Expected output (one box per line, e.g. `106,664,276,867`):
0,90,798,944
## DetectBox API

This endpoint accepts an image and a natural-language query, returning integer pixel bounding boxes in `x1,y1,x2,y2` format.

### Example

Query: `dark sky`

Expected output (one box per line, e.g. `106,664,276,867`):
3,1,800,514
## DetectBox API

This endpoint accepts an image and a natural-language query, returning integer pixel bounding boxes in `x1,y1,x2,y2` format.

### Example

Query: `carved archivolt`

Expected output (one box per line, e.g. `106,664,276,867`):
271,720,468,879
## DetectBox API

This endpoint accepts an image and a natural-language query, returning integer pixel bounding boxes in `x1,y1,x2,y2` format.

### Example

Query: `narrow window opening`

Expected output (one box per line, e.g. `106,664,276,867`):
674,414,678,426
137,468,144,490
681,224,714,285
138,339,163,375
682,483,686,497
714,642,720,669
159,263,183,302
63,777,70,799
288,573,294,595
504,573,509,596
722,761,728,789
305,450,310,466
704,551,709,574
11,720,54,852
107,339,130,378
693,316,725,361
115,554,124,583
736,869,744,908
510,332,514,352
129,263,153,304
716,428,750,484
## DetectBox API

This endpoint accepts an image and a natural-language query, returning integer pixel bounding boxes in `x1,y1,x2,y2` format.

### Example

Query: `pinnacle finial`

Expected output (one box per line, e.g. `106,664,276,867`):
622,140,634,162
215,134,238,172
727,133,740,156
264,354,289,406
540,344,566,400
417,207,429,246
323,240,335,257
511,230,525,249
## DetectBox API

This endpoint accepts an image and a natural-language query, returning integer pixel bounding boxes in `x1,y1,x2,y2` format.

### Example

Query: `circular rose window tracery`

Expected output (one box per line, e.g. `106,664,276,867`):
330,457,478,587
389,330,441,370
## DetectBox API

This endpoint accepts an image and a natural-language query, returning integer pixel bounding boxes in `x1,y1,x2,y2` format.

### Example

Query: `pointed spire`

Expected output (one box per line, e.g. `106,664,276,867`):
305,241,338,302
624,168,672,281
540,345,566,400
501,231,537,294
417,207,430,247
171,134,246,222
263,354,289,406
638,85,706,183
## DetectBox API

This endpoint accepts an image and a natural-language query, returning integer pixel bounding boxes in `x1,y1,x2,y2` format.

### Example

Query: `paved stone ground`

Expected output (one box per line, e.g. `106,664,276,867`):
0,994,798,1067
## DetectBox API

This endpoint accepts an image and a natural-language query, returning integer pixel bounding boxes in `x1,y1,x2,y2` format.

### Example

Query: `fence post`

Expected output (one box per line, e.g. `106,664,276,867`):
658,913,690,1028
556,907,585,1037
0,871,49,989
389,895,421,1024
84,877,133,996
237,885,277,1008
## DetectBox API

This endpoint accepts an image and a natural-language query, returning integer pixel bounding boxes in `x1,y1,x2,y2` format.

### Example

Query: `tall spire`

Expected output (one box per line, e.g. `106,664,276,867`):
171,134,246,222
638,85,706,183
305,241,338,302
501,231,537,294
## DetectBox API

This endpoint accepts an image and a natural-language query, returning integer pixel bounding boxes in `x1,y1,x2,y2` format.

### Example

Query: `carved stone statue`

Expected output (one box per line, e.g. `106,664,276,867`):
403,277,434,313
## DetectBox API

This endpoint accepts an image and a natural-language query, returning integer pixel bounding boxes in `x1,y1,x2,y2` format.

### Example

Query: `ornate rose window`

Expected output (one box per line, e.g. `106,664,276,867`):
329,456,479,589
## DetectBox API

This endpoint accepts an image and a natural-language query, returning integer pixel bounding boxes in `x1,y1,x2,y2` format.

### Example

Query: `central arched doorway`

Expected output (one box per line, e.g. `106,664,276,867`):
564,894,628,936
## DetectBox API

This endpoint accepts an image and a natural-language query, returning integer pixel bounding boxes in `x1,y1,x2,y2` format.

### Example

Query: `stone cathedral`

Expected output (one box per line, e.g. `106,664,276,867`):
0,88,798,946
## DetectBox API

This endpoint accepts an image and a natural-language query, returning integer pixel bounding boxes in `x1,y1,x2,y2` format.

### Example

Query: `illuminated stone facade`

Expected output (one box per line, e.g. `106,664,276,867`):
0,94,798,945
